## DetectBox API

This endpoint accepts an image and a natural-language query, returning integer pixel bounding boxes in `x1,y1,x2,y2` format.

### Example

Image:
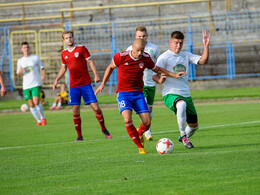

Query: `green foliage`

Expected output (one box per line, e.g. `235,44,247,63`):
0,102,260,194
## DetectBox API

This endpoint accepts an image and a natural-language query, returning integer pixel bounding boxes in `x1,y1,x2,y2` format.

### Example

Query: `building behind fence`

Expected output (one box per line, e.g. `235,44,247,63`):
0,0,259,94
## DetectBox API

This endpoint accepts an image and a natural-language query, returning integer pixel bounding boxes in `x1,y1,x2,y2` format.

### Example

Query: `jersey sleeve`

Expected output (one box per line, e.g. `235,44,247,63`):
156,54,166,69
185,52,201,65
112,53,121,67
82,46,91,60
37,56,44,69
61,53,66,66
146,56,156,70
16,59,21,74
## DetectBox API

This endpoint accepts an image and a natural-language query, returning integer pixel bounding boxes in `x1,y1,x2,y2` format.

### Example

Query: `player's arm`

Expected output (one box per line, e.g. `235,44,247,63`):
41,68,46,82
153,66,187,78
198,30,210,65
152,73,167,84
0,71,7,96
53,65,67,90
95,63,116,95
87,58,100,83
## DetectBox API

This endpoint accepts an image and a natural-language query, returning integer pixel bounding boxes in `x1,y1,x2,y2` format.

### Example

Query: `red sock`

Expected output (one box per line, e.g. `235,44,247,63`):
95,110,106,131
125,121,143,148
73,114,82,137
138,123,150,136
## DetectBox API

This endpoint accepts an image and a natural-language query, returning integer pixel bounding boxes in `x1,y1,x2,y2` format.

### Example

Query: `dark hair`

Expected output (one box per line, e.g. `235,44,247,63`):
171,31,185,40
136,26,147,33
21,41,29,46
62,30,74,39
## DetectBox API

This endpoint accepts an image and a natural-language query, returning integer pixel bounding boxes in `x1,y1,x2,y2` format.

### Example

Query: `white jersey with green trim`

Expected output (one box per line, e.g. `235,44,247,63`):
156,49,201,97
127,41,160,87
17,55,44,90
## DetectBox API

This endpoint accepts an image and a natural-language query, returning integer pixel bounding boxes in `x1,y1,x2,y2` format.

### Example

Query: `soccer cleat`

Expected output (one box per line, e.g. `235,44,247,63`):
56,106,61,110
145,130,153,141
75,136,83,142
139,135,144,146
37,122,42,126
139,148,148,154
179,135,194,149
49,106,55,110
102,129,112,139
146,136,153,141
41,118,47,126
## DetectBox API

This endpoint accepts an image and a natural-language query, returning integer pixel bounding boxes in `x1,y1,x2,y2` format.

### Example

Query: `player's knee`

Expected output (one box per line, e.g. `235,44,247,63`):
176,100,186,111
189,123,199,129
143,120,151,128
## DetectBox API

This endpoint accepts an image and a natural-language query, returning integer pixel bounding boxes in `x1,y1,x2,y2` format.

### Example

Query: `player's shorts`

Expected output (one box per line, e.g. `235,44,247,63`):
163,94,198,124
117,91,150,114
69,84,97,105
143,85,156,107
24,86,41,100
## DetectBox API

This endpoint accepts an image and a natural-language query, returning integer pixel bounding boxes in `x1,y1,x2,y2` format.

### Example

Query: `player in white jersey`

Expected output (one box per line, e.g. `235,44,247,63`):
126,26,160,141
17,42,47,126
153,30,210,149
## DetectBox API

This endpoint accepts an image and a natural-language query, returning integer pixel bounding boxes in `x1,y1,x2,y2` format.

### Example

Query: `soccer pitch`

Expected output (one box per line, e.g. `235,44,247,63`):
0,101,260,194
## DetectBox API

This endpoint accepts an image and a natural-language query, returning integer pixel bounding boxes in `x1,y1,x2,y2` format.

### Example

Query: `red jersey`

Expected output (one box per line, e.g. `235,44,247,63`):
61,45,92,88
113,50,156,92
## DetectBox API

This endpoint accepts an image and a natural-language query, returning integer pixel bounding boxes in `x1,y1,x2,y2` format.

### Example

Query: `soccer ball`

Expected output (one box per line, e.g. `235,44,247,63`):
21,104,29,112
156,138,174,154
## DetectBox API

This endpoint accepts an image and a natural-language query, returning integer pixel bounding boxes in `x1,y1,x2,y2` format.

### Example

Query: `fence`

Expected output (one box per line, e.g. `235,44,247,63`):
0,10,259,93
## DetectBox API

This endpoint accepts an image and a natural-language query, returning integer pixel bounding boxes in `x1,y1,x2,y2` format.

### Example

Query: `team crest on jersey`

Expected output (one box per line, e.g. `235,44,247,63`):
139,62,144,69
74,52,79,58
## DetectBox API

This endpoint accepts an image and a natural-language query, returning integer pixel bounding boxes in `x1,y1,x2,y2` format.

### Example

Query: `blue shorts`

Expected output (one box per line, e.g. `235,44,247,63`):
117,91,150,114
69,84,98,105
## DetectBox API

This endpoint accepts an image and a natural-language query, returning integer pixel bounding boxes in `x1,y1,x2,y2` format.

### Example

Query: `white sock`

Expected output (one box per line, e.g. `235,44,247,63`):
176,101,187,137
52,103,56,107
58,102,62,107
186,125,199,138
36,104,45,119
30,107,41,122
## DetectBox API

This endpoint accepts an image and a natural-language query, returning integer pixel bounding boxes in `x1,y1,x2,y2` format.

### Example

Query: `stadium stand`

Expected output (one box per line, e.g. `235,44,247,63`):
0,0,259,96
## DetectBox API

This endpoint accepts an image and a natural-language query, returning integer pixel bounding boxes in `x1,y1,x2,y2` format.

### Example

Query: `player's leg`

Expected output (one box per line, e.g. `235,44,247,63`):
24,88,41,125
143,86,156,141
69,86,83,141
118,92,146,153
163,94,193,149
90,102,112,139
185,97,199,138
133,92,150,146
32,87,46,125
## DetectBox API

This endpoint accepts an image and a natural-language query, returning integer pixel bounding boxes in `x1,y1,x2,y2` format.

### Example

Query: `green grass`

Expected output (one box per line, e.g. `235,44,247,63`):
0,101,260,194
1,87,260,111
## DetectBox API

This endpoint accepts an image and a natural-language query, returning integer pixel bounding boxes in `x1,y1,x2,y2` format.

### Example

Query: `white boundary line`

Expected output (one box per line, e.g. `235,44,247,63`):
0,120,260,150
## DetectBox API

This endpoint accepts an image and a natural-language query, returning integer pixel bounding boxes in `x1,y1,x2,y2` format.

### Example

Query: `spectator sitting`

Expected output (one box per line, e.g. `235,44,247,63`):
50,83,69,110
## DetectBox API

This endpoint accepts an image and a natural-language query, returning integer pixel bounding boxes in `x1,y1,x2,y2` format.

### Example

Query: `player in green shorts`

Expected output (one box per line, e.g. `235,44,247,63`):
153,30,210,149
127,26,160,141
17,42,47,126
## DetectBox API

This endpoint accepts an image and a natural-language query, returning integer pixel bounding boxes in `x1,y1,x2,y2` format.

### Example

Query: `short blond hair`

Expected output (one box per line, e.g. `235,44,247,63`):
136,26,147,33
62,30,74,39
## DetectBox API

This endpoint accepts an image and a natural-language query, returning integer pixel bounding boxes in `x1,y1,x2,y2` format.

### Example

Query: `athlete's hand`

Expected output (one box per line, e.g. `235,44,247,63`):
95,84,104,96
158,74,167,84
94,74,100,83
1,86,7,96
175,72,187,78
202,30,210,48
53,80,58,90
